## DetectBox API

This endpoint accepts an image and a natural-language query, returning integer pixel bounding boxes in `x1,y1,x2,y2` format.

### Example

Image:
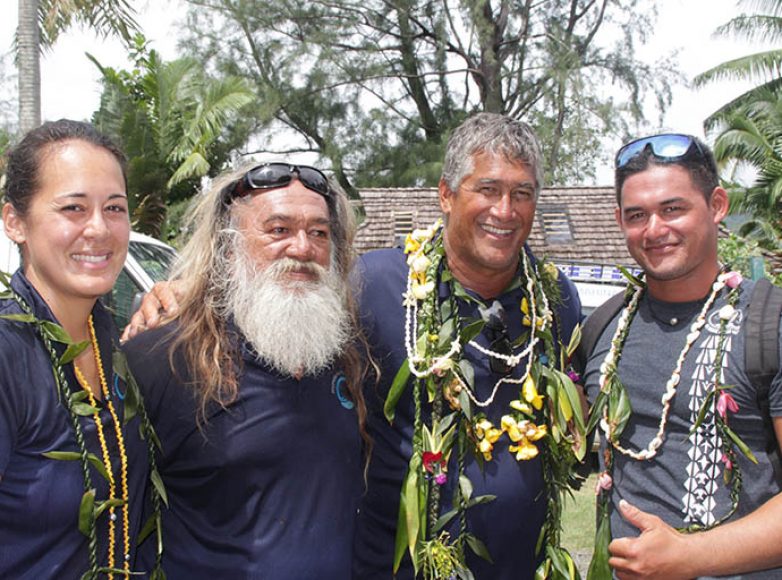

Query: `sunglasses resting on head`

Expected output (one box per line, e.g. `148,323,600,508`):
615,133,708,169
223,162,331,204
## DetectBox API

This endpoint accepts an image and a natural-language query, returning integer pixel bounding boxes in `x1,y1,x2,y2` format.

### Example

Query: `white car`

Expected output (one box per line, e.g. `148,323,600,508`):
0,225,177,330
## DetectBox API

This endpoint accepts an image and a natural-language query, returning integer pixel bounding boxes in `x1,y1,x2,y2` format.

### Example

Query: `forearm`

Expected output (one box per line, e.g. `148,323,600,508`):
680,493,782,577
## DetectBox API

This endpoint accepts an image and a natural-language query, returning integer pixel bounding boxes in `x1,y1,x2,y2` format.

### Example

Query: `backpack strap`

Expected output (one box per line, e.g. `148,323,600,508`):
746,278,782,483
573,289,627,375
747,278,782,388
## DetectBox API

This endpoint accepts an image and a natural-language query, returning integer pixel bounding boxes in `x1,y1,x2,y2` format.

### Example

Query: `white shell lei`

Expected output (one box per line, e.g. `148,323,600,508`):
403,226,552,408
598,274,729,460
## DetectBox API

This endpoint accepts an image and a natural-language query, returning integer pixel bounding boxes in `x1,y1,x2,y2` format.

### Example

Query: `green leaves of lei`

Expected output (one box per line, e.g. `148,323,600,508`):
0,272,167,580
386,225,587,579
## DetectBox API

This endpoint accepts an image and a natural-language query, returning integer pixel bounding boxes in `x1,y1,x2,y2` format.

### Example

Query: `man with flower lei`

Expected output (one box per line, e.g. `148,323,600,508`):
353,113,586,579
581,134,782,579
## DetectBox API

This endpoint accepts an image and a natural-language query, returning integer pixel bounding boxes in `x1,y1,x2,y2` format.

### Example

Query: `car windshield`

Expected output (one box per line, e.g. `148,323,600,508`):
128,241,176,282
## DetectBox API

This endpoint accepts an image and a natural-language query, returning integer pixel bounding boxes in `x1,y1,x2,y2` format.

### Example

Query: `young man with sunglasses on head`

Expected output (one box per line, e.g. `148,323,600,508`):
581,134,782,579
123,162,372,578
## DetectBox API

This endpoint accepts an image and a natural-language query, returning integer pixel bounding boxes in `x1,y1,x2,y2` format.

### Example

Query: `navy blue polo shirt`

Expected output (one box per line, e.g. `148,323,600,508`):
125,322,363,579
352,247,582,580
0,272,148,578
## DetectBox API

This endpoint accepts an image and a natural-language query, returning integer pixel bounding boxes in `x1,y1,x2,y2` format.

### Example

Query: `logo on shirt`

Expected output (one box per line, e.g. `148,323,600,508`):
331,372,355,410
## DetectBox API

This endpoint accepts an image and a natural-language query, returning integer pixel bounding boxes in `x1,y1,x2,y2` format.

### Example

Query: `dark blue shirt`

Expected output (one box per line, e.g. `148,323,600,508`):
125,323,363,579
352,247,582,580
0,271,148,578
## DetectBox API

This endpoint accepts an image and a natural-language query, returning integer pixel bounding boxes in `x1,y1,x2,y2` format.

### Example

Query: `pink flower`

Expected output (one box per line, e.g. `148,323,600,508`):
595,471,613,494
724,271,743,289
721,452,733,471
716,391,739,419
434,473,447,486
567,369,581,383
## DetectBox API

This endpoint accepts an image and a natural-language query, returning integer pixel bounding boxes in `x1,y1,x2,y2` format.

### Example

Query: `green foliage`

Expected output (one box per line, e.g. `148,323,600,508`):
695,0,782,126
710,87,782,250
36,0,140,49
181,0,679,191
90,35,254,237
719,231,782,285
697,1,782,249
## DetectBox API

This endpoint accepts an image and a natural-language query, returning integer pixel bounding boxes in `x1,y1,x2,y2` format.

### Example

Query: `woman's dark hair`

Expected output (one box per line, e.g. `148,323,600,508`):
4,119,127,216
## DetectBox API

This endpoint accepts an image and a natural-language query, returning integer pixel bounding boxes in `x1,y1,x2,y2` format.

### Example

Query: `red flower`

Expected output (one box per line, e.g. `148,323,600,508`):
422,451,443,473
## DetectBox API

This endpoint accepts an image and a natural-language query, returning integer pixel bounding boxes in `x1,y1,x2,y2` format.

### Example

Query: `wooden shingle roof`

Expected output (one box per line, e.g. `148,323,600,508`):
355,186,635,268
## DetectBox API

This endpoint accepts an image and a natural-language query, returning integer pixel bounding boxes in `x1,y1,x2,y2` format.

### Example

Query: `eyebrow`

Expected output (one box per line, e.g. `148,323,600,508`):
474,178,535,188
55,192,128,200
262,213,330,226
622,197,688,214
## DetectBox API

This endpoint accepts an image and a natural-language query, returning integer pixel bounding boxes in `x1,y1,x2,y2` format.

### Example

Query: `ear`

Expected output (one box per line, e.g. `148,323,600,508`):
2,203,27,245
710,186,729,224
614,205,624,231
438,178,454,216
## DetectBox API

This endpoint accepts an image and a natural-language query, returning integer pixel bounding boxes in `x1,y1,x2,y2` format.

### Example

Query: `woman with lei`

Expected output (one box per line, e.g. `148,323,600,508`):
0,120,164,579
353,113,586,580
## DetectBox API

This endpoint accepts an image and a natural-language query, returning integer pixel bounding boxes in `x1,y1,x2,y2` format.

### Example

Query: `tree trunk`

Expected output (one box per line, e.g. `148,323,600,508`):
18,0,41,134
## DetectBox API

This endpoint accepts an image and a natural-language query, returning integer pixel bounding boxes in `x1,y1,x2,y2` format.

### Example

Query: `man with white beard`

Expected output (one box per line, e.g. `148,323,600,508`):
123,162,371,579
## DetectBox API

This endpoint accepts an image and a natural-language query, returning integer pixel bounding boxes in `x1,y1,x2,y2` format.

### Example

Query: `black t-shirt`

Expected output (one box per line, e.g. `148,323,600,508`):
125,323,363,579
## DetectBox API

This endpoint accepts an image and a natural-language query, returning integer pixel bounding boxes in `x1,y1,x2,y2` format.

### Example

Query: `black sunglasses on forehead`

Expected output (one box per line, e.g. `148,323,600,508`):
615,133,708,169
223,162,331,204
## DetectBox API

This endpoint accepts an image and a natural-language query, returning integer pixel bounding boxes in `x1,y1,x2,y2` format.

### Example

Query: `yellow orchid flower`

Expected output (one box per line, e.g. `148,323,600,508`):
478,438,494,461
522,375,544,410
404,234,421,255
516,420,547,441
543,262,559,281
510,399,532,415
500,415,524,442
509,439,540,460
486,427,502,443
526,423,547,441
474,419,493,439
520,297,530,315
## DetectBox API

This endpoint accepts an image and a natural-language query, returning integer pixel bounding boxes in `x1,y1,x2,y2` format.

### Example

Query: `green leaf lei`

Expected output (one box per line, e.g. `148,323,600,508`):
0,271,167,580
586,270,756,580
385,222,586,579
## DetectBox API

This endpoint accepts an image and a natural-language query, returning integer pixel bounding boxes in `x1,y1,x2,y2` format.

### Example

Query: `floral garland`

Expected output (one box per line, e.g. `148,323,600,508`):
586,270,757,579
385,221,586,579
0,272,167,580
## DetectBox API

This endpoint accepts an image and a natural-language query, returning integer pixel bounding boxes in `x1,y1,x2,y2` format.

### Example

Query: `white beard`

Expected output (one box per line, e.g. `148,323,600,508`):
224,251,351,378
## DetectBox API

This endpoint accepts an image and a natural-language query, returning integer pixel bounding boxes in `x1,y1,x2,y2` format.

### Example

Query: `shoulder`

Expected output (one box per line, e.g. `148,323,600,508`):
124,322,179,360
122,323,182,405
0,299,41,360
556,270,581,314
356,248,407,280
355,248,408,303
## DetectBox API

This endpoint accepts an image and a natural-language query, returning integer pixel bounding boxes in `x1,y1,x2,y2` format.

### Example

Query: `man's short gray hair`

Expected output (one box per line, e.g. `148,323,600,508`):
441,113,544,195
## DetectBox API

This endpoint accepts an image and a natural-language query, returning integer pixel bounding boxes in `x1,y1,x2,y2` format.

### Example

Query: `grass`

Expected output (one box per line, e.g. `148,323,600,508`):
559,472,597,576
561,472,597,551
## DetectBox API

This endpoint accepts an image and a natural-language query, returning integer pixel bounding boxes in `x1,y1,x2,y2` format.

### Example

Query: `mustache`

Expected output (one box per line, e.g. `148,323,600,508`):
264,258,328,281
